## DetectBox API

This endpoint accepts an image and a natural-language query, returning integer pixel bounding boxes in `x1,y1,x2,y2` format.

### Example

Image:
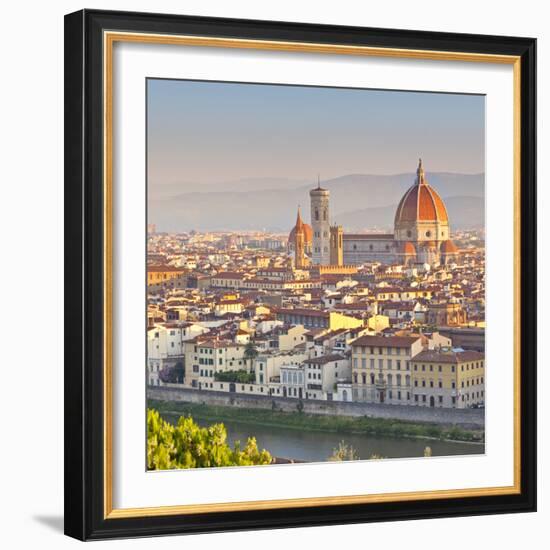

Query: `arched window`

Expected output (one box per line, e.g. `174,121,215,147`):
315,209,319,221
323,209,327,221
426,230,432,238
407,230,412,238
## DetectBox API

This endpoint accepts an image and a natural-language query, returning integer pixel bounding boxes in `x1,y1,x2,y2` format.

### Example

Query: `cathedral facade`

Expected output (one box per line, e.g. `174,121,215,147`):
289,160,458,268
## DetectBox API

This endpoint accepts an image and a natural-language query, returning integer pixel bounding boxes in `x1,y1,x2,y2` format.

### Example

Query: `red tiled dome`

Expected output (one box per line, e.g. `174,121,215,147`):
288,207,313,245
394,159,449,225
441,240,458,254
400,241,417,255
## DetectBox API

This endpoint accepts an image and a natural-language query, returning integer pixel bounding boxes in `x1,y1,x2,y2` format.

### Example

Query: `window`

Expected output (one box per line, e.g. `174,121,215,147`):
414,380,418,387
397,360,401,370
438,396,443,404
387,359,392,370
370,358,375,369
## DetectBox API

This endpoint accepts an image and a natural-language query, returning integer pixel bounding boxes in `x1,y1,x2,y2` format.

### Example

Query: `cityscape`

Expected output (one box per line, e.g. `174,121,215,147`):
146,79,485,469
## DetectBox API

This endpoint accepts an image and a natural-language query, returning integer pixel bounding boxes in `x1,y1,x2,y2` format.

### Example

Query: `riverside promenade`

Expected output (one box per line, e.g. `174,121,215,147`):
148,385,485,429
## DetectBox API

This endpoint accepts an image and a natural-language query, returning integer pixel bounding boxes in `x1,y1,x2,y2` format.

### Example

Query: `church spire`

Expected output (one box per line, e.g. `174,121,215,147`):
295,205,304,230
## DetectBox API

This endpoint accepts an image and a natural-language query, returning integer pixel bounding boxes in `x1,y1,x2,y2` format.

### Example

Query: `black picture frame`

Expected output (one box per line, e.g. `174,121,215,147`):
64,8,537,541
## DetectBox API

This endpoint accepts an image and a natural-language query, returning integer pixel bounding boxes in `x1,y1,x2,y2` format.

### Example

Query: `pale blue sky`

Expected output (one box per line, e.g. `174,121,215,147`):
147,78,485,185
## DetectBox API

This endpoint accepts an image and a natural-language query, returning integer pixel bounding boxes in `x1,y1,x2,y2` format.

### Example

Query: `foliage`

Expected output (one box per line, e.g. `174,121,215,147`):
148,399,484,444
214,369,256,383
329,441,360,461
147,409,272,470
244,341,259,367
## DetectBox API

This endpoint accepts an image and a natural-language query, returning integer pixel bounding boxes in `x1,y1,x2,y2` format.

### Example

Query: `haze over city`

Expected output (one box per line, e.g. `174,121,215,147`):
147,79,485,233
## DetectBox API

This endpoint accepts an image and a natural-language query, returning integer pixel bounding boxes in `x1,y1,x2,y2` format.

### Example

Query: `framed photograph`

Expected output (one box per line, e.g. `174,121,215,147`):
64,9,536,540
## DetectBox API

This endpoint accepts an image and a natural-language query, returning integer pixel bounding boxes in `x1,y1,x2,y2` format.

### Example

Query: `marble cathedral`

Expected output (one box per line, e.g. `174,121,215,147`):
289,160,459,268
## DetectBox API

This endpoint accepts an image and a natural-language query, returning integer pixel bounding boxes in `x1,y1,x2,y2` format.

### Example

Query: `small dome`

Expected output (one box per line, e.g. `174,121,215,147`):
400,241,417,255
441,240,458,254
394,159,449,226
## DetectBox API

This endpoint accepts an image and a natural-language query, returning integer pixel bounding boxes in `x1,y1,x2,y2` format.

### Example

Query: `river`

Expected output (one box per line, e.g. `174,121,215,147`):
161,413,484,462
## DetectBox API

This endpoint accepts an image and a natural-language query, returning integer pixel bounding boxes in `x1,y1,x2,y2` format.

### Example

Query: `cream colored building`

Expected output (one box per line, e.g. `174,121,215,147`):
411,349,485,408
350,334,423,404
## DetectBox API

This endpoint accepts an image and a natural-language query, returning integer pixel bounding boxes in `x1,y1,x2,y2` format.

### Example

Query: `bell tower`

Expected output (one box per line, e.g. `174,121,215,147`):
310,176,330,265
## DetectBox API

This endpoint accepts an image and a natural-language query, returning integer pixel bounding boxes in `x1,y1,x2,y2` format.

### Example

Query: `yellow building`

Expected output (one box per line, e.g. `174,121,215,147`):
410,349,485,408
147,265,186,285
365,314,390,332
328,312,364,330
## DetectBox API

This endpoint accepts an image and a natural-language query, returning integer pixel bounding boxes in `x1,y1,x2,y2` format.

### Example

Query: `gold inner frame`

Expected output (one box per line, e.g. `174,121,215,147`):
103,30,522,519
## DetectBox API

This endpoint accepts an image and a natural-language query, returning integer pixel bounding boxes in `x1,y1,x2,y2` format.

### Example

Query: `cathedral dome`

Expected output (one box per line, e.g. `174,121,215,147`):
288,216,312,246
394,159,449,226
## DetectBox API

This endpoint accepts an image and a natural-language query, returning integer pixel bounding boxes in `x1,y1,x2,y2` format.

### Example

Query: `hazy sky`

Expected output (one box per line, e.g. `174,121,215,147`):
147,78,485,186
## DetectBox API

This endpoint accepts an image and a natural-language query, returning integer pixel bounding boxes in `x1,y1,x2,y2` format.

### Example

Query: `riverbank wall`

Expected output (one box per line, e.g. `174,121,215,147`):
147,385,484,429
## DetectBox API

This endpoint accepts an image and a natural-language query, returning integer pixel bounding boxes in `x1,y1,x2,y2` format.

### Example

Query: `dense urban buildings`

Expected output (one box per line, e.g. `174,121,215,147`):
147,163,485,410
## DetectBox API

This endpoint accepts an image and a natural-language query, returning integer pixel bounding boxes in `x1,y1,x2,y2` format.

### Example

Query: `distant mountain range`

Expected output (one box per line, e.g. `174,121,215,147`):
149,172,485,232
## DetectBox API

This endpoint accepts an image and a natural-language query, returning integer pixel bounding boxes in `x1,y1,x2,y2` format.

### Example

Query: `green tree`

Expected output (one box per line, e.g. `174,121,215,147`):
214,370,255,383
147,409,272,470
244,341,259,371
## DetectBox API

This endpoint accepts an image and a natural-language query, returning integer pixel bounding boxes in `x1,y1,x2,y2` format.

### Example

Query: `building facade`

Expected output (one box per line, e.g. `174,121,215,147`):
350,335,424,404
410,350,485,408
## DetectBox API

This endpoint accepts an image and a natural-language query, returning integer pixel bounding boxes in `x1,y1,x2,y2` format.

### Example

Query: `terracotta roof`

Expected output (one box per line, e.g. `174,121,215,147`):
288,223,313,245
351,334,421,348
344,233,394,240
394,160,449,225
441,240,459,254
412,350,484,363
304,354,347,365
399,241,417,255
